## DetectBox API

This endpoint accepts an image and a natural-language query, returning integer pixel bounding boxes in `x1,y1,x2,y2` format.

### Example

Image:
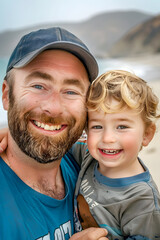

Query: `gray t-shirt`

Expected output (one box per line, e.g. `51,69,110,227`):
71,142,160,240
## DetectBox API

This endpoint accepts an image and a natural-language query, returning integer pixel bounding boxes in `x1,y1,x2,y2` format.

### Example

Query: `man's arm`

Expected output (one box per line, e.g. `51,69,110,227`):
0,128,8,153
70,228,108,240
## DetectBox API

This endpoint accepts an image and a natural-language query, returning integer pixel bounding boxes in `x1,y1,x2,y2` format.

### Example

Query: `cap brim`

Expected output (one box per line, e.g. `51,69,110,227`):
13,42,98,82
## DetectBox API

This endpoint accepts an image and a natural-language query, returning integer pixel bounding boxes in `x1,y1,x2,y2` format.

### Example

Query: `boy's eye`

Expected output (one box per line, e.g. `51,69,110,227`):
117,125,128,129
92,125,102,129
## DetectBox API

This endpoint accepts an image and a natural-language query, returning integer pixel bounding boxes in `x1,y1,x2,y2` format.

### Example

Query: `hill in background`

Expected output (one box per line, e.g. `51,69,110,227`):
109,14,160,57
0,11,160,58
0,10,153,58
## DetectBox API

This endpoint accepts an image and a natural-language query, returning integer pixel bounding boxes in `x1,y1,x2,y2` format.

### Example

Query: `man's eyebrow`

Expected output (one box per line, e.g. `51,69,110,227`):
25,71,53,82
25,72,86,91
63,79,85,92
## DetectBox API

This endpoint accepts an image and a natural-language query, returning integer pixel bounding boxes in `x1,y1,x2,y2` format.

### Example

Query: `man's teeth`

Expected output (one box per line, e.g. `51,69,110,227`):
102,149,120,155
34,121,62,131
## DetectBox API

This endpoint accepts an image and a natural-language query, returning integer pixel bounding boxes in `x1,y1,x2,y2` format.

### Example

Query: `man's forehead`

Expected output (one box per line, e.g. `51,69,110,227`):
21,50,88,75
29,50,85,67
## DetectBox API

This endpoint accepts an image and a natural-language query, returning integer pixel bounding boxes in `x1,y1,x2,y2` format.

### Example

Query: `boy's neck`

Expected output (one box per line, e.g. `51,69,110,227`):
98,158,145,179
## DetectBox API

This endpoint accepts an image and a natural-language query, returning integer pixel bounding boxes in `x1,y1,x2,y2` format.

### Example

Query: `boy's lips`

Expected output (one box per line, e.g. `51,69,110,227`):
100,149,122,155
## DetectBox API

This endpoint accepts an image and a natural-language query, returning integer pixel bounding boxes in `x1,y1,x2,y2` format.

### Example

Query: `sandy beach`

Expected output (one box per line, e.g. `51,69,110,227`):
139,80,160,191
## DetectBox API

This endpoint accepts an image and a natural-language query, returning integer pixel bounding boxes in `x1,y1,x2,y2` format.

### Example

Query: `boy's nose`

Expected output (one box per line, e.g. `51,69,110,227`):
102,129,116,143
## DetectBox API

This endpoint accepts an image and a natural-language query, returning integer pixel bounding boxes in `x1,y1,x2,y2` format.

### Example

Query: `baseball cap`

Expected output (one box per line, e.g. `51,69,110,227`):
6,27,98,82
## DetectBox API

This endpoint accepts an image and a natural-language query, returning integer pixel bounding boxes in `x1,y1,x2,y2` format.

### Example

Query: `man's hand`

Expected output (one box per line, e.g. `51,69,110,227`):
0,128,8,153
69,228,108,240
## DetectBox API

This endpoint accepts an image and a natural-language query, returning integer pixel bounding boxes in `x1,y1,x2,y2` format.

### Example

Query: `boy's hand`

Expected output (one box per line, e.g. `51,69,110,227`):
0,128,8,153
69,228,108,240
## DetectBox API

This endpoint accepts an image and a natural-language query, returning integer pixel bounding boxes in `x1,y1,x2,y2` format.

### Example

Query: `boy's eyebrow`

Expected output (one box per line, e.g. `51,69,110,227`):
89,117,101,122
116,117,134,122
89,116,135,122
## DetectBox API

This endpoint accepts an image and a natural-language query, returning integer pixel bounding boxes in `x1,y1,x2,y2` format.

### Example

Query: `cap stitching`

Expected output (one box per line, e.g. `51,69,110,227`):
57,27,62,41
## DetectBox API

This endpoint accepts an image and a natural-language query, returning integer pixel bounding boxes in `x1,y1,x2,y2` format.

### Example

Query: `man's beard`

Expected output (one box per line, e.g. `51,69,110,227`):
8,94,86,164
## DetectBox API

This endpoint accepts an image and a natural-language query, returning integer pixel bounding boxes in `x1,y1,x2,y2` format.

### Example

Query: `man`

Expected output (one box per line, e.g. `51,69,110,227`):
0,27,108,239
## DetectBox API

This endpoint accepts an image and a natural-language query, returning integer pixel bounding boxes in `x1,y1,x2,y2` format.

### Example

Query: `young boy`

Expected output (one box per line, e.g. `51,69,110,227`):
72,70,160,239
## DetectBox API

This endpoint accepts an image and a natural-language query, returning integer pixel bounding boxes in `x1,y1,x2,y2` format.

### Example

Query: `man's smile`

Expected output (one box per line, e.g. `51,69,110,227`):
33,120,65,131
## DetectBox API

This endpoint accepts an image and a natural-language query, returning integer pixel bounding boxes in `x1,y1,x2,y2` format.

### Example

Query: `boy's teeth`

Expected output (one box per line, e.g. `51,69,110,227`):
34,121,62,131
102,149,120,154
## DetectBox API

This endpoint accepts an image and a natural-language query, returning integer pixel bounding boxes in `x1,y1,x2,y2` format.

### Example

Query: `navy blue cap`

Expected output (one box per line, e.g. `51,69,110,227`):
6,27,98,82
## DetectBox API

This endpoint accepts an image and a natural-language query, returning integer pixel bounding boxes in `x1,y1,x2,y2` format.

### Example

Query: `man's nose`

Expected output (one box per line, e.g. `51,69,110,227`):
41,93,64,116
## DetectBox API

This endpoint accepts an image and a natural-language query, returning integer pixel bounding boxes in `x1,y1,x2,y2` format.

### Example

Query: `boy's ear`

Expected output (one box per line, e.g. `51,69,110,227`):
142,123,156,147
2,80,9,110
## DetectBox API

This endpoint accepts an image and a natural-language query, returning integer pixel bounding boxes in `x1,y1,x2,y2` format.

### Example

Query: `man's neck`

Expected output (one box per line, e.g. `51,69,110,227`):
1,140,65,199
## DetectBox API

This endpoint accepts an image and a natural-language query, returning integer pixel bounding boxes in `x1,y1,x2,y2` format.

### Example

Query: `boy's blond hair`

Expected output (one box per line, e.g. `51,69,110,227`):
87,70,160,125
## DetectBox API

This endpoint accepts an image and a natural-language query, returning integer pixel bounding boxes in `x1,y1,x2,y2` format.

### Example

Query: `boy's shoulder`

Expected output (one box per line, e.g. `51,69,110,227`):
69,141,93,167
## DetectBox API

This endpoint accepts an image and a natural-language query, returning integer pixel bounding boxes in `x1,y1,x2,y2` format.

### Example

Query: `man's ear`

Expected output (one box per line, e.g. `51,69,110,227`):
142,123,156,147
2,80,9,110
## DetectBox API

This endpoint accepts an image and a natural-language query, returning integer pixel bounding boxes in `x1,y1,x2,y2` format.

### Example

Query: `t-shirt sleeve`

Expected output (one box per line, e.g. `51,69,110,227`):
68,142,88,166
121,185,160,239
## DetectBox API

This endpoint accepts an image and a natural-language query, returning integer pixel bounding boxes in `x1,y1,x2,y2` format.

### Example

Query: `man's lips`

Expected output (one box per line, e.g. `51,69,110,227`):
32,120,66,131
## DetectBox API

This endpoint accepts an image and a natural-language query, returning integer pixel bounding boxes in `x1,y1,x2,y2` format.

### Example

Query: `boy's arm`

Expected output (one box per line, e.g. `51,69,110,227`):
0,128,8,153
122,211,160,240
120,185,160,239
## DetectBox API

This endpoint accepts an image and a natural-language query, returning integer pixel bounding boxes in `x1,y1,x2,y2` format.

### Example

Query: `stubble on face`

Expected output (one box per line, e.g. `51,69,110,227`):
8,89,86,164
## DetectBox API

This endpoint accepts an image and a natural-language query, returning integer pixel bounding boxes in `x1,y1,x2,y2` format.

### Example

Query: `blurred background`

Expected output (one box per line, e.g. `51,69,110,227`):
0,0,160,188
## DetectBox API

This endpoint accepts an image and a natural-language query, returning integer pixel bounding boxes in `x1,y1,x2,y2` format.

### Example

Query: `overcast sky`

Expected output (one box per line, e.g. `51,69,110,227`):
1,0,160,32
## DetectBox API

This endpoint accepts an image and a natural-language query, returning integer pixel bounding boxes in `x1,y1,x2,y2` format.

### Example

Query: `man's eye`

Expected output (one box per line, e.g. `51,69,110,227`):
33,85,43,89
66,91,77,95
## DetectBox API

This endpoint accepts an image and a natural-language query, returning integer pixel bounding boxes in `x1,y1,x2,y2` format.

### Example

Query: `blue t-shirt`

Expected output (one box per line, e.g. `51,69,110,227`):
0,152,80,240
